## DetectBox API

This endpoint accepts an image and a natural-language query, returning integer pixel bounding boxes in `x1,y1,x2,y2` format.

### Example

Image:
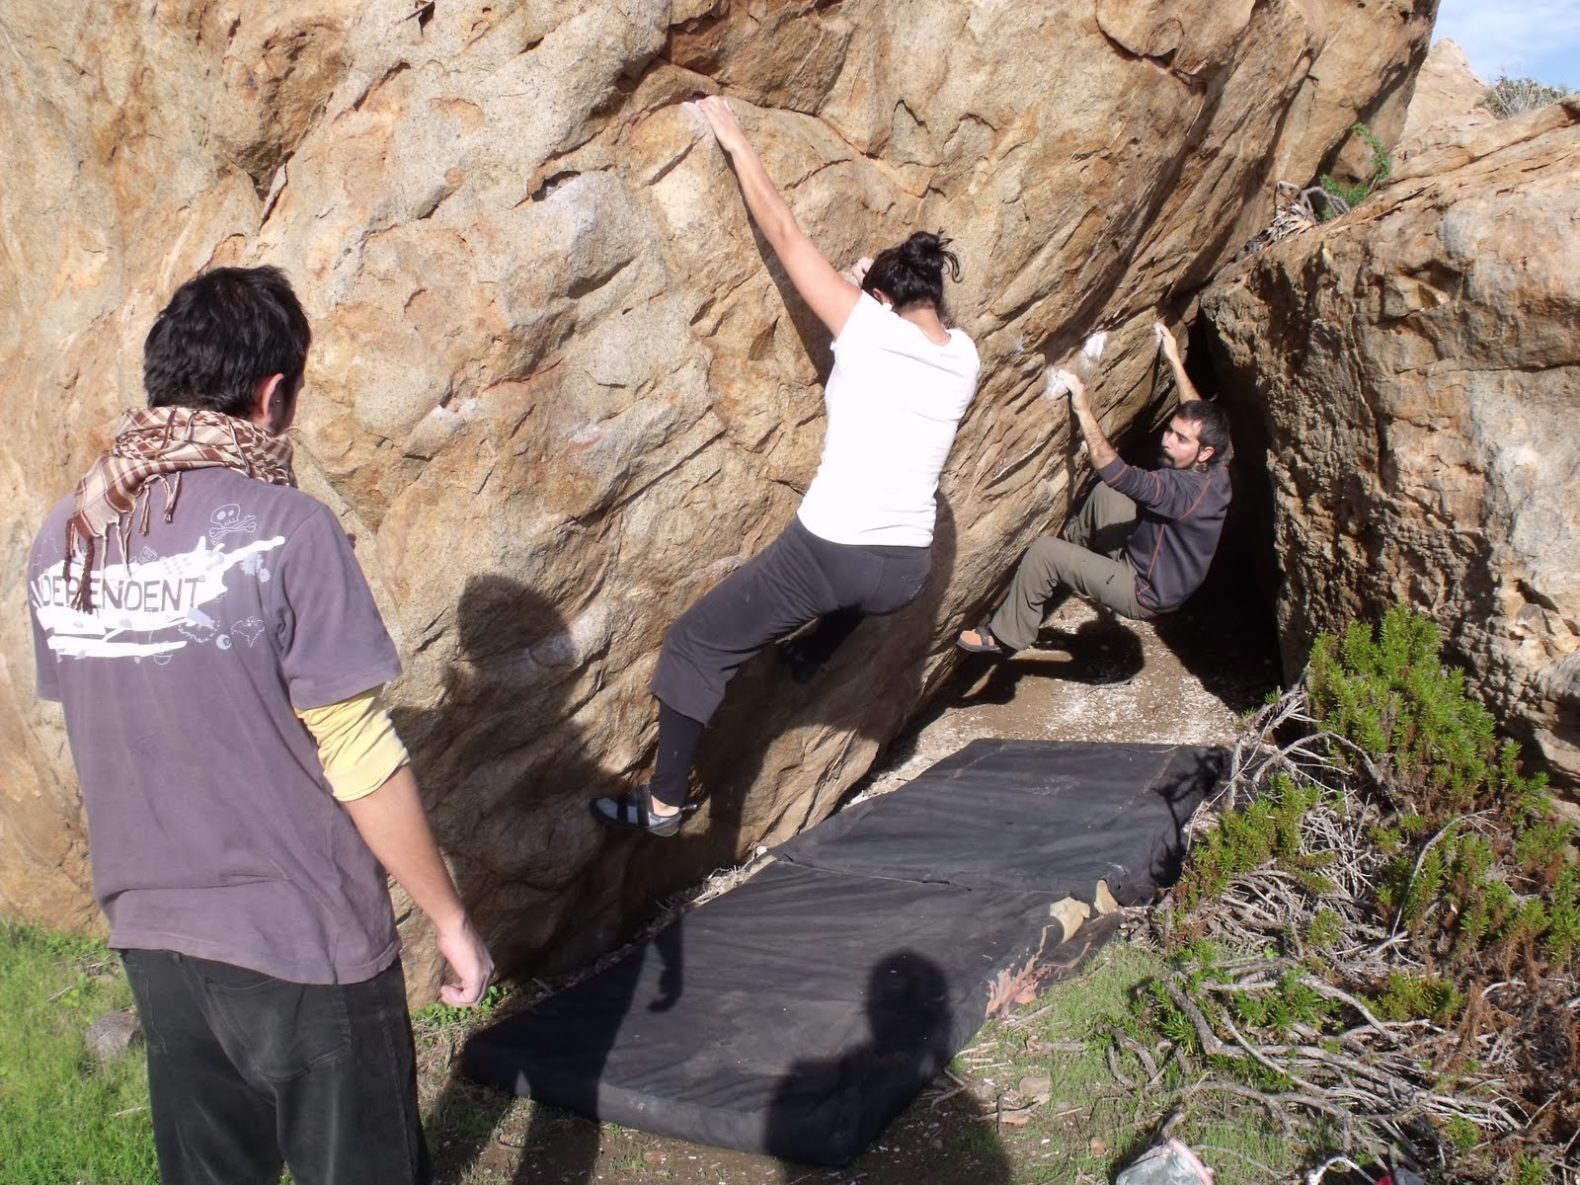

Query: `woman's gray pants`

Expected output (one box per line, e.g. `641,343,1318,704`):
651,515,930,726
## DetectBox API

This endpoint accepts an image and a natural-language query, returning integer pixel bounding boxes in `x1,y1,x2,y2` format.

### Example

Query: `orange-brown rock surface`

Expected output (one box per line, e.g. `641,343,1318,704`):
1204,99,1580,795
0,0,1434,988
1400,37,1489,143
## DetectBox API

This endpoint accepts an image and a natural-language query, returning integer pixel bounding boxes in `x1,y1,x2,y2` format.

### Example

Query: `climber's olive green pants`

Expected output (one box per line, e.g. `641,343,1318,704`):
987,480,1154,651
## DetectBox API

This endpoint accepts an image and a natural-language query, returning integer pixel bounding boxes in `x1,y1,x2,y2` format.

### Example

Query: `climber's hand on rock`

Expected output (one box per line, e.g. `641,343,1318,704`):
1154,319,1181,361
693,95,750,157
843,256,873,287
1048,367,1086,408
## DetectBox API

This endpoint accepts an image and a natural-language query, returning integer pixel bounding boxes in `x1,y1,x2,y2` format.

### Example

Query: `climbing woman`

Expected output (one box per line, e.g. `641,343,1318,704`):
591,95,980,836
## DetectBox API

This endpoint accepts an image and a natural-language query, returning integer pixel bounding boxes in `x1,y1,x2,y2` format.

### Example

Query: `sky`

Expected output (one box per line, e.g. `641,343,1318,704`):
1433,0,1580,90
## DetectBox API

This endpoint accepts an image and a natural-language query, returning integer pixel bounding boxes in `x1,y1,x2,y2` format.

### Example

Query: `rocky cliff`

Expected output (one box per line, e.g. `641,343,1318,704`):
1204,98,1580,797
0,0,1435,987
1399,37,1488,143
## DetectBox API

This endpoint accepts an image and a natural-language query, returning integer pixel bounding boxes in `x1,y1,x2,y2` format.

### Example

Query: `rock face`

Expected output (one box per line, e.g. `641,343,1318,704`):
1400,38,1489,143
1204,99,1580,794
0,0,1433,988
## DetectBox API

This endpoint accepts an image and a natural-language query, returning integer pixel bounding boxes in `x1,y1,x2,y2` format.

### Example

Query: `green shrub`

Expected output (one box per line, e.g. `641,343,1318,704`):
1226,970,1332,1037
1480,75,1572,119
1171,773,1329,909
1543,866,1580,964
1306,908,1342,949
1307,607,1549,817
1441,1114,1482,1154
1370,971,1464,1024
1317,122,1392,216
1305,607,1576,977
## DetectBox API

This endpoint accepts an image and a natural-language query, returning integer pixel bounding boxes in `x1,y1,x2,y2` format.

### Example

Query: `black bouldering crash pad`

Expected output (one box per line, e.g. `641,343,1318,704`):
776,739,1220,900
462,739,1223,1165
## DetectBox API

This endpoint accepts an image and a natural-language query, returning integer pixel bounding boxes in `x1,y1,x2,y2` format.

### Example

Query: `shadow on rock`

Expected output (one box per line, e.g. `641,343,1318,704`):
400,573,628,1185
1150,498,1281,719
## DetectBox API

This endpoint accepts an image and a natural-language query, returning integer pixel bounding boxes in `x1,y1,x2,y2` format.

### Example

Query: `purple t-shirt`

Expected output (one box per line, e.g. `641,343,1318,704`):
28,468,403,984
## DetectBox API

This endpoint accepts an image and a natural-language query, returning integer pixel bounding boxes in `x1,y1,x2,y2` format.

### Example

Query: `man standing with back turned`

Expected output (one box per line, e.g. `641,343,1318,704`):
27,266,492,1185
956,321,1232,654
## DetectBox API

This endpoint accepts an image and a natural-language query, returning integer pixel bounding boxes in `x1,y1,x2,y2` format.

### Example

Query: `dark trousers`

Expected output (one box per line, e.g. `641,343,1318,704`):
647,516,930,805
121,950,430,1185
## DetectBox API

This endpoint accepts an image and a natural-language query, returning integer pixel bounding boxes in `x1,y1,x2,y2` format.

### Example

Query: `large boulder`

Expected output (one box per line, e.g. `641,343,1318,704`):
1399,38,1489,143
1204,99,1580,795
0,0,1434,988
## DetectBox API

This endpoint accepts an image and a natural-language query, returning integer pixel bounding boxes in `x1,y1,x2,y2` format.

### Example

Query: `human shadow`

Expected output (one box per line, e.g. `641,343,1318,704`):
399,574,636,1185
767,950,1012,1181
949,610,1148,707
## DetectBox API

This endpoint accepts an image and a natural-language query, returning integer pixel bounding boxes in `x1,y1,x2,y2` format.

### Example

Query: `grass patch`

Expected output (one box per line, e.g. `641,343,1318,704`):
0,922,157,1185
968,940,1318,1184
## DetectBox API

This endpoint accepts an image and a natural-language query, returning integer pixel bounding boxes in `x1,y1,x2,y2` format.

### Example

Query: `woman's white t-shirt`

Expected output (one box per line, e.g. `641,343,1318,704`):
796,293,980,547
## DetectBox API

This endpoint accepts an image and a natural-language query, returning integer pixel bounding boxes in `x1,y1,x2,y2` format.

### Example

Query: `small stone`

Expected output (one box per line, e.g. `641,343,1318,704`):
85,1010,141,1063
1018,1074,1052,1103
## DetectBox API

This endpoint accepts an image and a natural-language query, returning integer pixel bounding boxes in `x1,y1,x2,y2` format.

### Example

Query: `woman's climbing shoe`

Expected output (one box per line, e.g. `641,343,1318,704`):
954,623,1005,654
590,784,698,837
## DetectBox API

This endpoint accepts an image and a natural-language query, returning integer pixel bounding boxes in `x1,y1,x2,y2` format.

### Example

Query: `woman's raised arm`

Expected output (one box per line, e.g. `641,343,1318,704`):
693,96,861,337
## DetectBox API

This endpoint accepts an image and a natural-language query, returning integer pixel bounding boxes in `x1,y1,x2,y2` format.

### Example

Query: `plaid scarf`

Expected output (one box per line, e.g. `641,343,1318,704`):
64,406,296,611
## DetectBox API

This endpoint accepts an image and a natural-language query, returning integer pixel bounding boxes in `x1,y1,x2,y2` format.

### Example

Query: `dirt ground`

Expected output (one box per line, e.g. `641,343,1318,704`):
419,584,1283,1185
855,591,1281,801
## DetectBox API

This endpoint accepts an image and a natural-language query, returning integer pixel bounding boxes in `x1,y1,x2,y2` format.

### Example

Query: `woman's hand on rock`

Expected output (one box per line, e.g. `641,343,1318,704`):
842,255,873,287
693,95,750,157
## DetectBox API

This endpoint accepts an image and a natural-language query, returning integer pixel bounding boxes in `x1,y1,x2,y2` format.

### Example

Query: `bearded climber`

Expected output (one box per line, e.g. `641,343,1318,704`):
957,321,1231,655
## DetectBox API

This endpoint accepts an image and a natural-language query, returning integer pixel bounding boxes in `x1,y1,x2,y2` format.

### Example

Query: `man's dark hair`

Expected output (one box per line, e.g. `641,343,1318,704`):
143,266,311,417
862,231,962,315
1178,399,1231,466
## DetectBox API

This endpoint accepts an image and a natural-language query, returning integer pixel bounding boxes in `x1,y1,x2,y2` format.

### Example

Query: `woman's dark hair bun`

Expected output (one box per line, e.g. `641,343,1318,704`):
863,229,962,314
899,231,962,283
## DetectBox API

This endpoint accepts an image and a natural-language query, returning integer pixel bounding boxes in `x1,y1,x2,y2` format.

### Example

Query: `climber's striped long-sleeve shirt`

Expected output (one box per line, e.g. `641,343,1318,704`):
1096,457,1231,613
